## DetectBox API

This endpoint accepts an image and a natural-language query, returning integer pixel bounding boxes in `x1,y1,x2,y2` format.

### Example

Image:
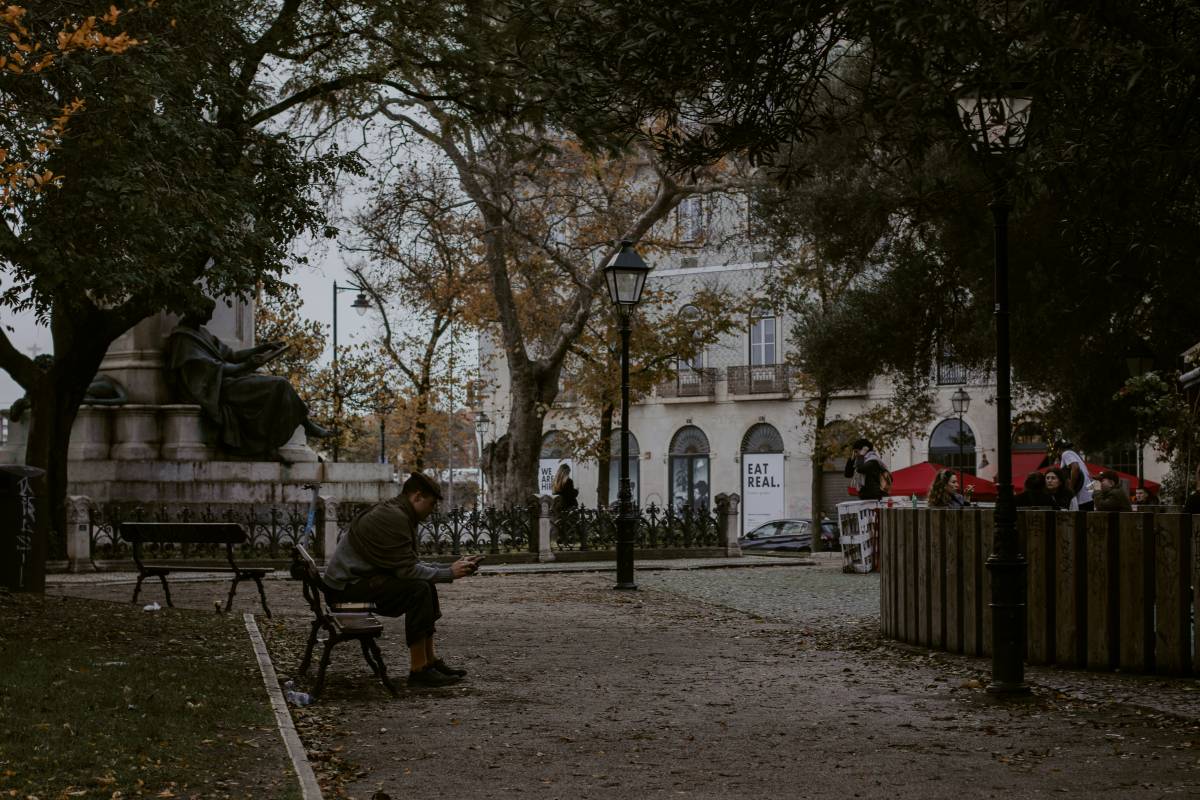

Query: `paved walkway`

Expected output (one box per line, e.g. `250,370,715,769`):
48,558,1200,799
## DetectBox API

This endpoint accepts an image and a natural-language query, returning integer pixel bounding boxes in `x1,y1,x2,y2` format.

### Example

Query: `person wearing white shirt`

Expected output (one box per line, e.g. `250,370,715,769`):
1055,438,1094,511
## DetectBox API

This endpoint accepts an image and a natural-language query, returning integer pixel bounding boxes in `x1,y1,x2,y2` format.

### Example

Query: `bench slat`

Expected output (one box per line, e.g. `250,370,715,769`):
120,522,246,544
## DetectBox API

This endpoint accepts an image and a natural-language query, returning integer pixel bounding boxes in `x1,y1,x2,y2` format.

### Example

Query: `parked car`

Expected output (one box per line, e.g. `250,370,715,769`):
738,518,839,552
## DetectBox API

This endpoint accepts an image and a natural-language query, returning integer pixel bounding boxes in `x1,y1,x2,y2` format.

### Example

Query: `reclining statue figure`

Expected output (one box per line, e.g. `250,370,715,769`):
165,297,331,459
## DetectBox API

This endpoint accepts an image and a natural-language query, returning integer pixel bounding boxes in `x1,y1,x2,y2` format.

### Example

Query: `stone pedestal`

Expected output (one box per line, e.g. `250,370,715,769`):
278,425,320,463
0,414,27,464
67,407,112,461
111,405,161,460
160,405,216,461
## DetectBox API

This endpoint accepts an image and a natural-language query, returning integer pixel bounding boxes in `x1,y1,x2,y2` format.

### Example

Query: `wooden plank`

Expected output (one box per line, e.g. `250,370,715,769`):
1118,513,1155,673
880,509,893,637
944,511,962,654
1021,510,1055,665
979,510,995,658
962,511,982,657
1193,515,1200,674
1154,514,1192,675
916,510,930,646
1085,513,1120,670
895,509,908,642
930,510,946,649
904,509,919,644
1054,511,1086,667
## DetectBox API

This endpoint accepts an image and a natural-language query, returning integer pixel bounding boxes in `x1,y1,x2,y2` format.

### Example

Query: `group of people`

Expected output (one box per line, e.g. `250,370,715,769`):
845,435,1170,511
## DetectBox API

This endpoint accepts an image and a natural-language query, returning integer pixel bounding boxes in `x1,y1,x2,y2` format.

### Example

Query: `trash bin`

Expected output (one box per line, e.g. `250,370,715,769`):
0,464,46,592
836,499,886,573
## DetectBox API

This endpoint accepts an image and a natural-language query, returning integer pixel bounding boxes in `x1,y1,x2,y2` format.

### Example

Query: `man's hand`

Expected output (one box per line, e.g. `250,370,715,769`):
451,556,481,578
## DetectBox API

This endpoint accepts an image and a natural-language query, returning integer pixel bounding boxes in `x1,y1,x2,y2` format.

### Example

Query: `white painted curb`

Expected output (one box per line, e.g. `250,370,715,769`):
243,613,324,800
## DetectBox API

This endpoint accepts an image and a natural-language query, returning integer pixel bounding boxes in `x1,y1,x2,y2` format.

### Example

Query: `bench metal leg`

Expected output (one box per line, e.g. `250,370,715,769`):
313,637,338,698
224,575,241,613
251,575,271,618
159,575,174,608
298,621,321,676
131,574,145,605
362,638,398,696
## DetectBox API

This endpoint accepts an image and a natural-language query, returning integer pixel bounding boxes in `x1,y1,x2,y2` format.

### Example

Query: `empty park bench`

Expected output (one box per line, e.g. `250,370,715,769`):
118,522,273,617
290,545,397,698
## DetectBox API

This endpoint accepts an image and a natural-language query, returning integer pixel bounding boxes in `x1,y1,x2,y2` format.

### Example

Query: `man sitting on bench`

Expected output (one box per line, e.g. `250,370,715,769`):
322,472,481,688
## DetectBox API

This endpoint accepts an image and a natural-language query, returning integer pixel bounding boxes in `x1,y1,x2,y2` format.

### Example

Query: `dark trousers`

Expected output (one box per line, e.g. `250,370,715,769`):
328,575,441,647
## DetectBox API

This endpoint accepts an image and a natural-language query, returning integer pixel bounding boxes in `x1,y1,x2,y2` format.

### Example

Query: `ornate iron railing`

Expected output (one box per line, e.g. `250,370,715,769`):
89,501,323,562
552,503,721,551
727,364,791,396
656,367,718,399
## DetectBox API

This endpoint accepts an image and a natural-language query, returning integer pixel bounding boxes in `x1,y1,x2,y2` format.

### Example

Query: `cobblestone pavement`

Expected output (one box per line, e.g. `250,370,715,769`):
50,560,1200,799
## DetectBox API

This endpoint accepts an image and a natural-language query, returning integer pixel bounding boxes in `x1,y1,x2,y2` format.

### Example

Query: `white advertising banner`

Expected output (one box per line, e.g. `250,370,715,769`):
742,453,785,532
538,458,573,496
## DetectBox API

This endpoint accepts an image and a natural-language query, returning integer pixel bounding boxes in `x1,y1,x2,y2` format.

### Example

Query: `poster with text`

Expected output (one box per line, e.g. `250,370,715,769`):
742,453,785,532
539,458,573,497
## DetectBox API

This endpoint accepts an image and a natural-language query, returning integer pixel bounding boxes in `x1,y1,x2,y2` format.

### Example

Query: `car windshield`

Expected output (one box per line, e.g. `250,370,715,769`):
779,521,810,535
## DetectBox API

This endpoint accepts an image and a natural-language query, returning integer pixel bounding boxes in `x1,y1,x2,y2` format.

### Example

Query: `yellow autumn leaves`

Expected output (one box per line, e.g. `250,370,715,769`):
1,4,140,205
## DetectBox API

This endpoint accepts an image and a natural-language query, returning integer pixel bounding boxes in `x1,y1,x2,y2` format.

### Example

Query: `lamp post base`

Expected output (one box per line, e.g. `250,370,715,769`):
614,512,638,591
986,552,1029,695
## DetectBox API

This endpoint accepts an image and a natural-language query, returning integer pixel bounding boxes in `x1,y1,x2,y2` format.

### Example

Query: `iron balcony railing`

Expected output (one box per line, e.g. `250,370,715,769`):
656,367,718,399
727,364,791,396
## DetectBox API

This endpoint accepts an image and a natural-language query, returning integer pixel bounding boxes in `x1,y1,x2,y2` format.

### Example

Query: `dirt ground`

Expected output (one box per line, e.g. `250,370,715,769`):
54,568,1200,799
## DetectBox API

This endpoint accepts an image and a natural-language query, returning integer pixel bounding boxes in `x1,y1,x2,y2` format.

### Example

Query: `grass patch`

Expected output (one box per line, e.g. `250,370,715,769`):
0,592,300,800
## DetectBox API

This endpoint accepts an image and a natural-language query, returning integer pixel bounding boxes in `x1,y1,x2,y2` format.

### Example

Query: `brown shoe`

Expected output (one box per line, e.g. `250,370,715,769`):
408,666,461,688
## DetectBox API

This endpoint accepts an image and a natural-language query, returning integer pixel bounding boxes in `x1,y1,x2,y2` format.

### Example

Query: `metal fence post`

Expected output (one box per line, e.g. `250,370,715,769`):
65,495,95,573
715,492,741,557
321,496,339,563
537,494,555,562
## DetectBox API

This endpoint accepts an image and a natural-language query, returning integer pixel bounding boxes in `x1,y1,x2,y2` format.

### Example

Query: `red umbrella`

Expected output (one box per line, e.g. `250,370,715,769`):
1037,462,1160,494
848,461,998,501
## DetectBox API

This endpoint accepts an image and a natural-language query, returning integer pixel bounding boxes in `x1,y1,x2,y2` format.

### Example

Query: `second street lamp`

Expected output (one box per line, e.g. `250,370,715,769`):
331,280,371,462
951,387,971,485
604,239,651,591
957,81,1033,695
475,410,490,506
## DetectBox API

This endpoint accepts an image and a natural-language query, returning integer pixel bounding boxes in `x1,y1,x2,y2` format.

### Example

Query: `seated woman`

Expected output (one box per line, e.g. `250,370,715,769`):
1043,467,1075,510
1015,472,1055,507
165,297,330,459
927,468,969,508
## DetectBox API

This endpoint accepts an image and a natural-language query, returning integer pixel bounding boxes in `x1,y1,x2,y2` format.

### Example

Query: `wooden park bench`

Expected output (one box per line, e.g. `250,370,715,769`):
290,545,397,698
118,522,272,617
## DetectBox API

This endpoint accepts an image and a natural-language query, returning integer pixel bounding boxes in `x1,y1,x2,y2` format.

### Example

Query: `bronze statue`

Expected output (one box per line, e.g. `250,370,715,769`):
165,298,331,459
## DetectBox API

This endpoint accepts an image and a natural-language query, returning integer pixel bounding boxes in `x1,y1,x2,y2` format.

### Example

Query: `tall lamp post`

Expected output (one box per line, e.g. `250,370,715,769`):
475,410,490,506
604,240,651,591
1126,349,1154,492
951,387,971,485
957,82,1033,695
332,280,371,462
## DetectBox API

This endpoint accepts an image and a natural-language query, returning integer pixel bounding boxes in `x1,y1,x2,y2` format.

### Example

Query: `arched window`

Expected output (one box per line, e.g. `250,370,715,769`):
608,431,641,506
669,425,711,513
538,430,573,496
929,418,976,476
1012,421,1047,451
741,423,785,532
749,306,776,366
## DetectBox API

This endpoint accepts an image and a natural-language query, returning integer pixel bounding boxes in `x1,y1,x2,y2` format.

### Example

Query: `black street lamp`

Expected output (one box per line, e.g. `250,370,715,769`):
603,239,651,591
951,387,971,485
331,281,371,462
957,82,1033,695
1126,346,1155,492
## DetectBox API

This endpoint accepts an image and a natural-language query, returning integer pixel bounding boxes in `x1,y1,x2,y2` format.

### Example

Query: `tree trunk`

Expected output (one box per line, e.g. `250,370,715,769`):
497,383,546,507
810,392,830,549
595,403,615,509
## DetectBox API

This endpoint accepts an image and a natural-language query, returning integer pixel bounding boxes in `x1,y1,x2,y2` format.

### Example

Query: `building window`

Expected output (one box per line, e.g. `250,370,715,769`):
669,425,711,514
678,305,705,376
749,307,776,366
607,431,640,507
678,196,704,242
929,418,976,476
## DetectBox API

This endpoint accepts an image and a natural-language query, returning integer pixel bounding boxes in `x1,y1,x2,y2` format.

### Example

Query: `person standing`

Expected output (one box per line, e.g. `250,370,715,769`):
844,438,891,500
551,464,579,510
1055,438,1094,511
323,472,480,688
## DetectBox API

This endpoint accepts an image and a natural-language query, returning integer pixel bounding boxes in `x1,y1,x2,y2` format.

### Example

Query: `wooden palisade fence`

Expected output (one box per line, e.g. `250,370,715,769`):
879,508,1196,676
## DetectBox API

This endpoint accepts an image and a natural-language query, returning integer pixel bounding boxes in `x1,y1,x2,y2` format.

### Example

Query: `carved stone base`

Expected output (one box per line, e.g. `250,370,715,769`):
110,405,161,461
160,405,216,461
68,407,113,461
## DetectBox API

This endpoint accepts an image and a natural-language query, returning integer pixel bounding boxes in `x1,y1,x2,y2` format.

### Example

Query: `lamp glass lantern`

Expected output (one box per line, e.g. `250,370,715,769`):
956,84,1033,155
951,387,971,415
604,240,650,307
352,292,371,315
